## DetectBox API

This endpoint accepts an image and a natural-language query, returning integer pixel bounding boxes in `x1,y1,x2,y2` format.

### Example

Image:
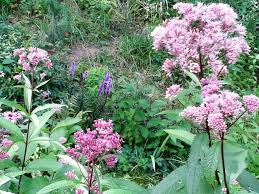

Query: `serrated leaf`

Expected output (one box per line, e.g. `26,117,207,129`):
186,133,208,194
151,165,186,194
2,57,14,65
36,180,78,194
219,141,248,183
101,177,148,194
164,129,195,145
237,170,259,193
0,171,26,186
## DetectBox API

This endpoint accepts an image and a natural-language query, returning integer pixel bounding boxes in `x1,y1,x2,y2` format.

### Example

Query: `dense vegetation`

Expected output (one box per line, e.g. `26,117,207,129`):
0,0,258,194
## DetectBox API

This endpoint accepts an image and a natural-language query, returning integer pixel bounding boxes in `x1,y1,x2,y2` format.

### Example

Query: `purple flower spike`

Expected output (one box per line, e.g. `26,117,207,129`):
69,62,76,77
98,72,113,95
82,71,89,80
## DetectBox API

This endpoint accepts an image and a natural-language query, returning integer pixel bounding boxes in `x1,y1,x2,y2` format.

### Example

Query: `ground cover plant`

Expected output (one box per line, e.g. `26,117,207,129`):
0,0,258,194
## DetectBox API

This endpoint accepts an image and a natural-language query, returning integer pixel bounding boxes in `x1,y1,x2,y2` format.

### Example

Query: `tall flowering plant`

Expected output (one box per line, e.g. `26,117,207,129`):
152,2,259,194
65,119,122,194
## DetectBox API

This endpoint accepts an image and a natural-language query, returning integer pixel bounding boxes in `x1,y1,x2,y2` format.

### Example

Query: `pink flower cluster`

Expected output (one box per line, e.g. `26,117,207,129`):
151,3,249,76
64,170,76,180
66,119,122,163
180,76,259,132
3,111,23,123
13,47,52,72
165,84,183,100
0,138,13,160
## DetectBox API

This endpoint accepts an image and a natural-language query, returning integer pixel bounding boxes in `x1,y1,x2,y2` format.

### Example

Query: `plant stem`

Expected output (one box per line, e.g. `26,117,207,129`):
18,71,35,194
88,162,94,194
221,132,229,194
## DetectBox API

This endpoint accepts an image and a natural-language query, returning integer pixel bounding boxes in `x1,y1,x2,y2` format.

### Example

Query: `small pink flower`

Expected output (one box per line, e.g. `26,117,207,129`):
165,85,183,100
0,71,5,77
3,111,23,123
0,151,9,160
1,139,13,147
208,113,227,132
105,155,118,168
64,171,76,179
22,63,31,71
13,74,22,80
54,106,62,113
243,95,259,113
58,137,67,144
41,90,51,99
75,188,85,194
40,73,47,80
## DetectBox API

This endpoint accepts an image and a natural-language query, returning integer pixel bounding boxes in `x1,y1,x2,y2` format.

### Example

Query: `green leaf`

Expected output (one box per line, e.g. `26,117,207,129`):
2,57,15,65
186,133,208,194
30,110,56,138
20,176,49,194
0,171,26,186
26,159,62,173
34,80,50,90
164,129,195,145
32,104,65,114
36,180,78,194
17,142,37,162
183,70,201,87
52,117,81,132
237,170,259,193
23,74,32,112
0,117,23,140
104,189,144,194
0,99,27,114
151,165,186,194
220,141,248,183
101,177,148,194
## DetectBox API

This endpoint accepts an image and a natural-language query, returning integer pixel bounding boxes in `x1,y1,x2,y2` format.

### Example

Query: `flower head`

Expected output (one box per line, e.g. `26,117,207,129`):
165,85,183,100
13,74,22,80
105,155,118,168
243,95,259,113
69,62,76,77
64,170,76,180
3,111,23,123
98,72,112,95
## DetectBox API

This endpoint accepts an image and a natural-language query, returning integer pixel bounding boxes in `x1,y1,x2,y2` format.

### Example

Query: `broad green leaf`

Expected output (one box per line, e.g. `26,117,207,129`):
52,117,81,132
150,155,156,172
0,117,23,140
219,141,248,183
164,129,195,145
24,87,32,112
17,142,37,162
151,165,186,194
101,177,148,194
36,180,78,194
26,159,62,173
237,170,259,193
0,99,27,114
201,143,220,185
104,189,145,194
32,104,65,114
186,133,208,194
0,190,15,194
0,171,26,186
20,176,49,194
30,110,56,138
29,136,51,147
2,57,14,65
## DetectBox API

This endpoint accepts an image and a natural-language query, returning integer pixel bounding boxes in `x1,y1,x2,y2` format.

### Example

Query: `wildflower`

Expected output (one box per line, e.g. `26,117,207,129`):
64,171,76,180
208,113,227,132
0,151,9,160
41,90,51,99
13,47,52,72
1,139,13,147
98,72,112,95
0,71,5,77
69,62,76,77
151,3,249,76
40,73,47,80
13,74,22,80
243,95,259,113
3,111,23,123
105,155,118,168
165,85,183,100
75,188,85,194
82,71,89,80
